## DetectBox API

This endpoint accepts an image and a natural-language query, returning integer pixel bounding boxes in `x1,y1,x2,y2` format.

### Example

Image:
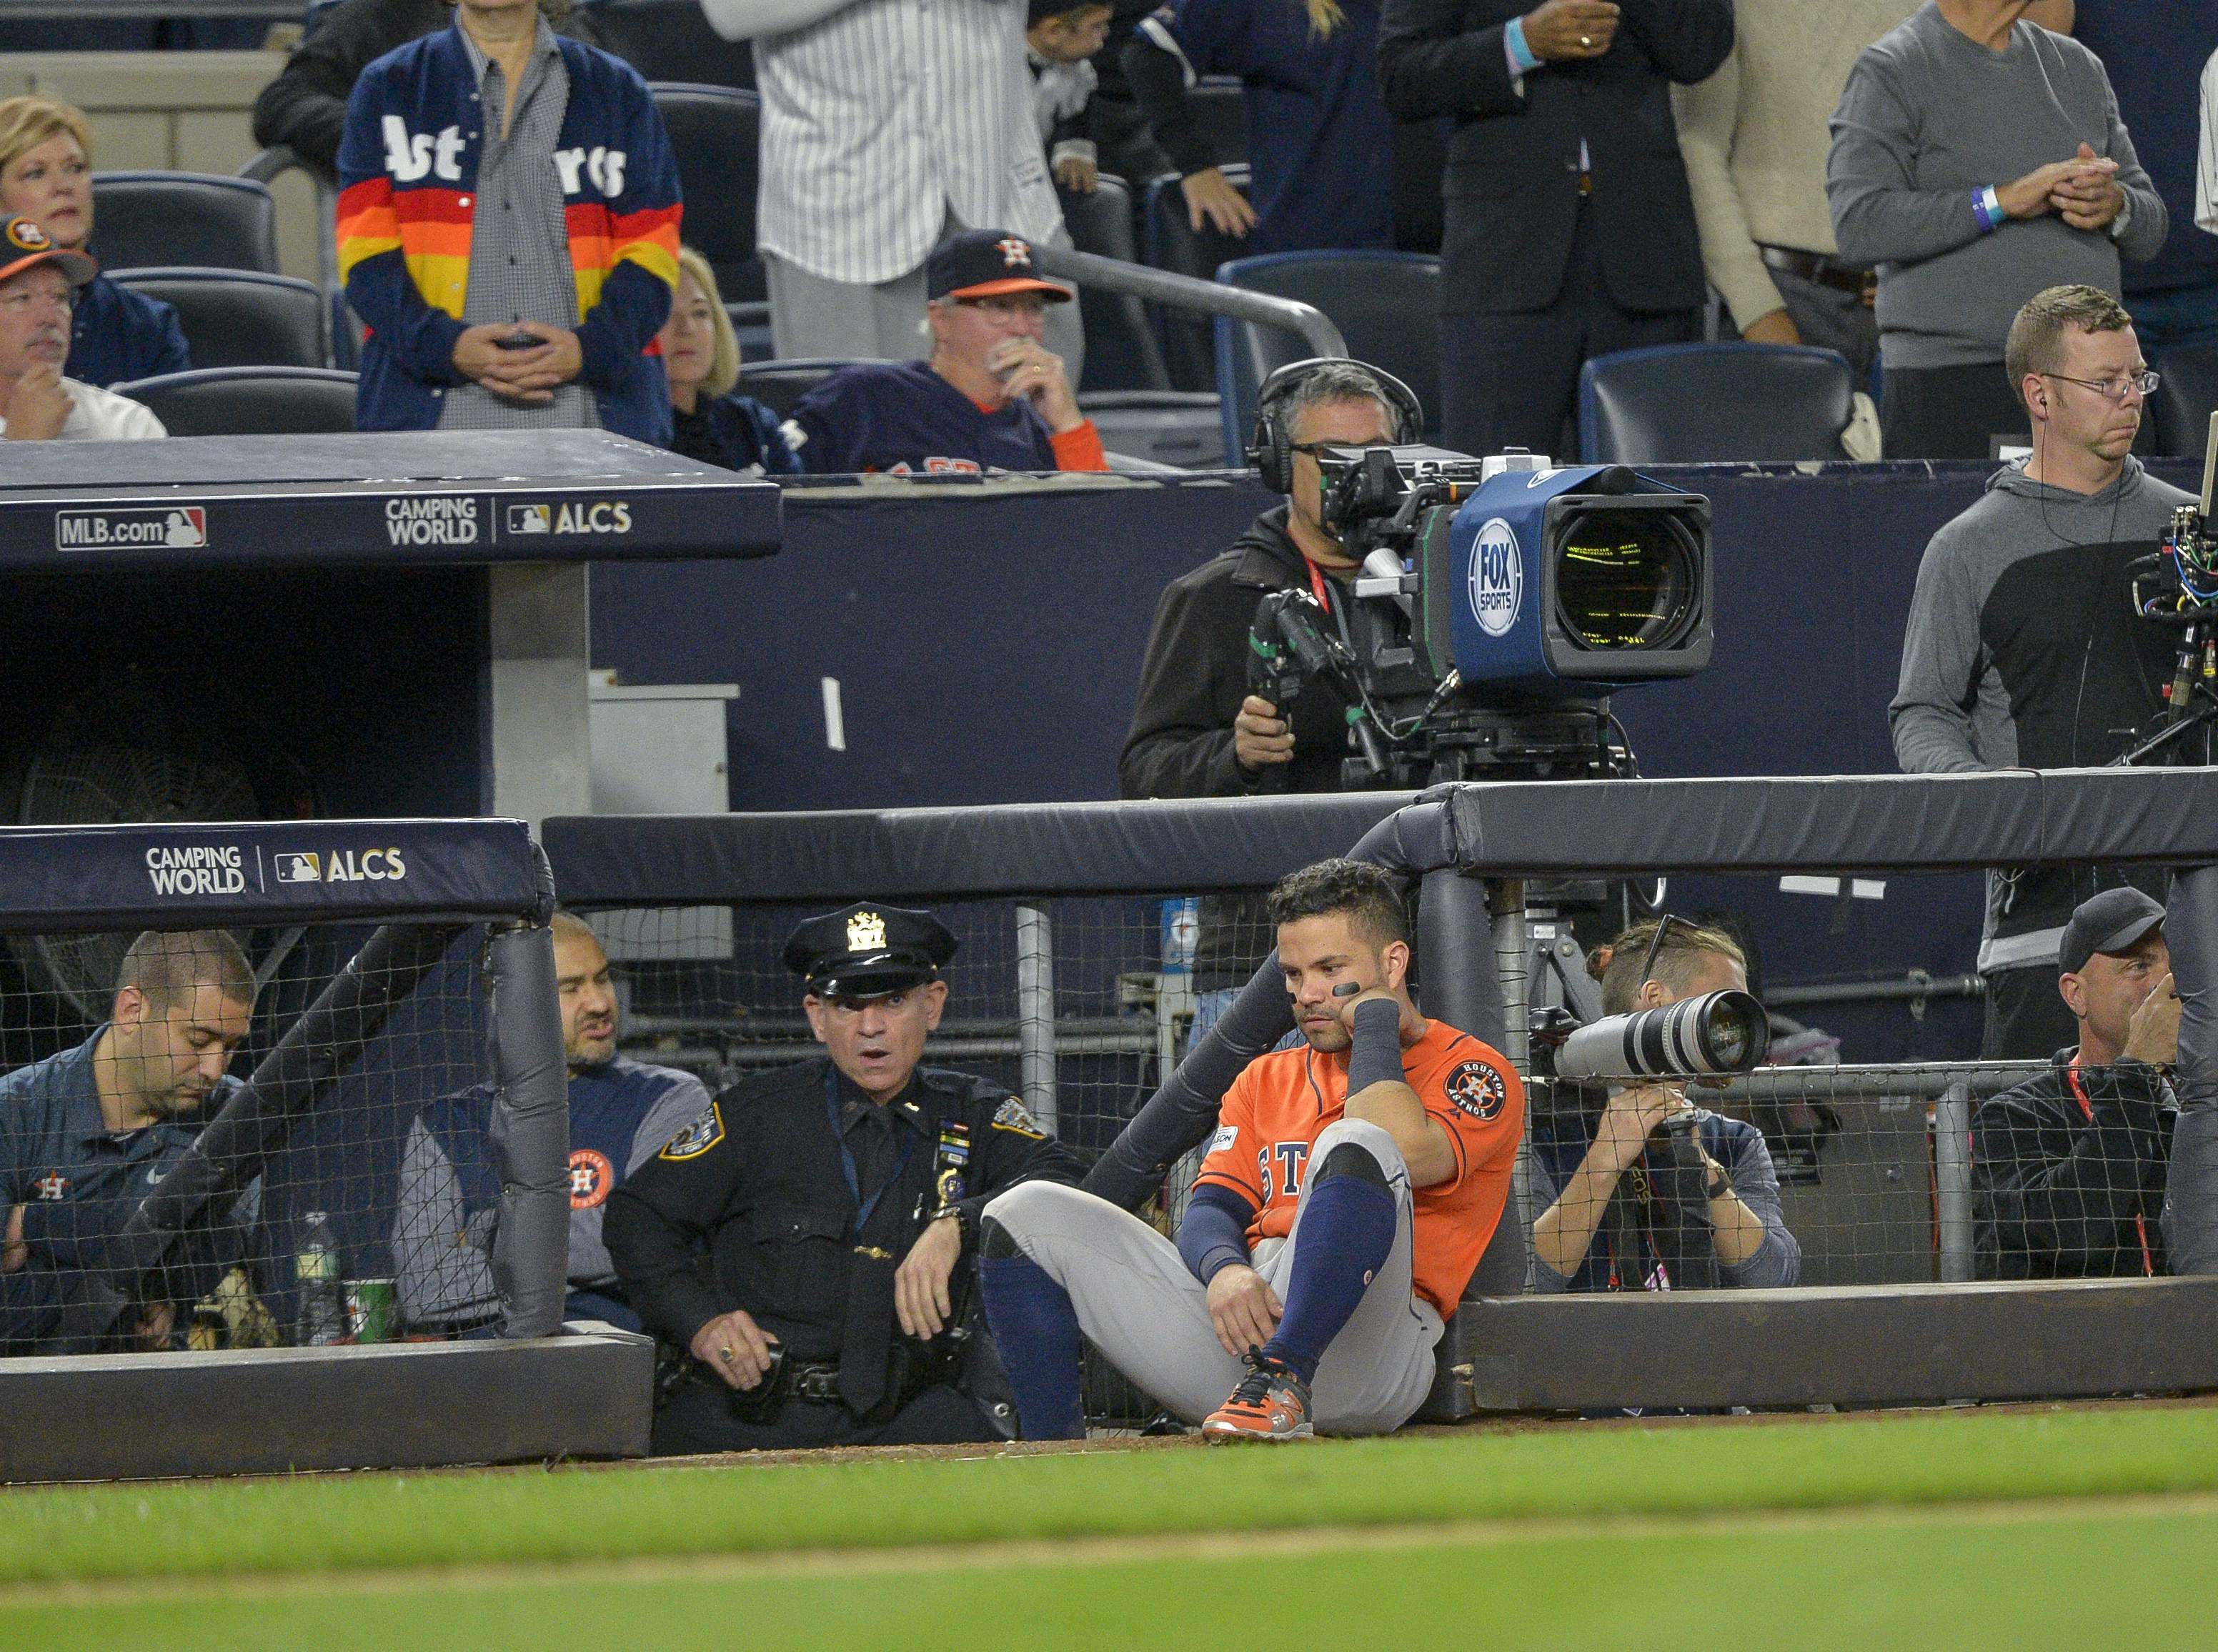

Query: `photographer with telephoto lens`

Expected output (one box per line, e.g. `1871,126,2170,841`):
1528,916,1801,1292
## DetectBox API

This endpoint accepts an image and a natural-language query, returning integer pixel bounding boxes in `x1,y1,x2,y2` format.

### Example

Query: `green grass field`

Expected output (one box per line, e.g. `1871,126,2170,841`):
4,1405,2216,1648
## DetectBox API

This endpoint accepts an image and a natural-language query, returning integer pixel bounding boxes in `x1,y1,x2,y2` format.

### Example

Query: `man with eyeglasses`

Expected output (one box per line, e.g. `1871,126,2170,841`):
0,215,161,442
1893,283,2192,1061
781,230,1108,474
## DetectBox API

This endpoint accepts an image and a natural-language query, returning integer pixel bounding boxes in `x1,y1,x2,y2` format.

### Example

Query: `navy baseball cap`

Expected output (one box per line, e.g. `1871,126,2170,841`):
926,230,1073,304
2059,887,2166,977
783,902,959,999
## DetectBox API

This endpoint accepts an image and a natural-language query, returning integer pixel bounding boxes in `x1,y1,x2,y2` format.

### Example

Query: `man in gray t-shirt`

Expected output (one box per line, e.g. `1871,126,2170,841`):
1829,1,2165,461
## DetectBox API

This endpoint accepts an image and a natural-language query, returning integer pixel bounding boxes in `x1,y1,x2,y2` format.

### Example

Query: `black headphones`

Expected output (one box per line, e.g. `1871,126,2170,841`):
1245,357,1425,495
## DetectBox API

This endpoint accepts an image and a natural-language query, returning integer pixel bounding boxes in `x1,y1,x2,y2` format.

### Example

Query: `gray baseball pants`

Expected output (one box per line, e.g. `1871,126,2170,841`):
983,1118,1442,1435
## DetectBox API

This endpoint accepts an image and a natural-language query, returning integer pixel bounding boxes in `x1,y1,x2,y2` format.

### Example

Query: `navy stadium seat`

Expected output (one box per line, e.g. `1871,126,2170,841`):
1143,165,1250,391
582,0,755,89
110,269,327,371
735,357,854,419
90,173,280,275
110,367,359,438
727,301,774,366
2151,341,2218,468
1578,343,1857,464
1213,249,1441,460
649,84,762,306
1185,77,1248,169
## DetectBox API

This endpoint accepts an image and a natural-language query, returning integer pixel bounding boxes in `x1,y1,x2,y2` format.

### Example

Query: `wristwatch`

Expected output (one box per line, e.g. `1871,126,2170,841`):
929,1201,975,1245
1702,1164,1732,1202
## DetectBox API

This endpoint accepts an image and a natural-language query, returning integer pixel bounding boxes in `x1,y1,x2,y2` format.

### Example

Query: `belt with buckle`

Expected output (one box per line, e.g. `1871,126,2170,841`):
1759,244,1875,297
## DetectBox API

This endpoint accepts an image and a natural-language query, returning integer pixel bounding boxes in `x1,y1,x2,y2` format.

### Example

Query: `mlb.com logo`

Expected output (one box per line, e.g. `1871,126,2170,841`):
506,499,632,537
274,848,407,884
56,507,208,551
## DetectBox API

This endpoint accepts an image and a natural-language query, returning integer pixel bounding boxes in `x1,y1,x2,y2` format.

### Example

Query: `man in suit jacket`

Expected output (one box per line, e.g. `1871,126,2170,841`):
1378,0,1734,457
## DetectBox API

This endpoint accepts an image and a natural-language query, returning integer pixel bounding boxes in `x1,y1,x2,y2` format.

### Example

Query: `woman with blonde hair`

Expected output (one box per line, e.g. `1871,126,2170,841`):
657,247,799,476
1123,0,1396,253
0,94,189,388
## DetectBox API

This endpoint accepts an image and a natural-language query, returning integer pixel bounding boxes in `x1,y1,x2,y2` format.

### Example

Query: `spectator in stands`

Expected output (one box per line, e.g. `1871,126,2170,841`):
1030,1,1114,196
606,901,1083,1453
1829,1,2164,462
1378,0,1732,459
1120,359,1407,1040
659,247,800,477
1974,888,2178,1278
1527,918,1800,1292
700,0,1084,380
0,219,164,442
336,0,681,442
392,912,712,1334
1125,0,1394,254
252,0,608,184
2072,4,2218,361
782,230,1108,474
0,931,257,1353
0,96,188,389
1892,285,2189,1060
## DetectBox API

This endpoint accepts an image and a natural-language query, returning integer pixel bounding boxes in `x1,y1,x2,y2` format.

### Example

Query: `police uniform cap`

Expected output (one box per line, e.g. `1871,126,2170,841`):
783,902,958,999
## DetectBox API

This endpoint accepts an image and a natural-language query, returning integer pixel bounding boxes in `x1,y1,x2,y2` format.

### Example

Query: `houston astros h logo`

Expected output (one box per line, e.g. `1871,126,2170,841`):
995,237,1031,268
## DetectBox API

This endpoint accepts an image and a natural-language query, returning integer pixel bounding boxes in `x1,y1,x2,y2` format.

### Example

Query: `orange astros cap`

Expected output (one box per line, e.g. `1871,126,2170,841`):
0,216,95,289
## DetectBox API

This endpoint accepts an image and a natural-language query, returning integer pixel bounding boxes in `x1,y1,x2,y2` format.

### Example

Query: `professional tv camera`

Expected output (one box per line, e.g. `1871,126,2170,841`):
2121,418,2218,767
1248,445,1714,786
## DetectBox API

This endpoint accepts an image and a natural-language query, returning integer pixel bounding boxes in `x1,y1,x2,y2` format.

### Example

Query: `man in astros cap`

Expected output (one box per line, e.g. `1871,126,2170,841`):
0,214,164,442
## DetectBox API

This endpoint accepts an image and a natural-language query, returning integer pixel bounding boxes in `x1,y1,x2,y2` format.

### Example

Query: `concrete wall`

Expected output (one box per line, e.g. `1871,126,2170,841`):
0,49,324,282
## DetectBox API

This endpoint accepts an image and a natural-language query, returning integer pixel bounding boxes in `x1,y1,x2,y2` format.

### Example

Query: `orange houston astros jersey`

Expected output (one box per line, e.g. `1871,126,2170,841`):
1193,1017,1524,1318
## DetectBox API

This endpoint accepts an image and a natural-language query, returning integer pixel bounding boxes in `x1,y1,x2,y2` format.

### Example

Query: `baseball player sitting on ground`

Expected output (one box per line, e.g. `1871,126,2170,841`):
978,857,1524,1440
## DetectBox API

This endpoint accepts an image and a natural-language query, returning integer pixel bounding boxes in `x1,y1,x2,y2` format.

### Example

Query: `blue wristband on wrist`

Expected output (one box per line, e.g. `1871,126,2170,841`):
1505,16,1542,75
1972,186,2004,234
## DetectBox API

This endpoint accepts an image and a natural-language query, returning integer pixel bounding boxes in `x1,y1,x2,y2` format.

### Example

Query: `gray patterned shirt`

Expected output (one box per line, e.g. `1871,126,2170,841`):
437,19,600,431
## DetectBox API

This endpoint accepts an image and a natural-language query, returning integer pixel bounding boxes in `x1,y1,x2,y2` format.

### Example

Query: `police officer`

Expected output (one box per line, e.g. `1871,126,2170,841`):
0,929,257,1353
605,901,1083,1453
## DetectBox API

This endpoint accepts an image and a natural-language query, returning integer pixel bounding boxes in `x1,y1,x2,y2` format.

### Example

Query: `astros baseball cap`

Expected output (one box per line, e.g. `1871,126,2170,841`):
2059,887,2166,977
0,216,94,289
926,229,1073,304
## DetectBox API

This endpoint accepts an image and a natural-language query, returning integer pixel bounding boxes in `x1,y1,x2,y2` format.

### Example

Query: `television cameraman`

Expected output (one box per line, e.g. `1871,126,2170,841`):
1528,917,1801,1291
1890,284,2192,1061
1120,358,1416,1038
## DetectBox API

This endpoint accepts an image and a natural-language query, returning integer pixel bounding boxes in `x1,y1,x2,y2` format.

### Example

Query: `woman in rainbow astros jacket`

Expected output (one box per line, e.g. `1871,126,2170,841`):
335,0,681,443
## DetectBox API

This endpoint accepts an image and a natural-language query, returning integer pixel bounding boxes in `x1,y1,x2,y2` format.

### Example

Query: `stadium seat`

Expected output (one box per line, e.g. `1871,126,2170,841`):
581,0,755,89
110,367,359,438
1061,175,1170,394
1081,389,1228,467
649,84,762,305
1578,343,1858,464
727,301,774,366
90,173,280,275
109,269,327,371
1143,165,1251,390
1213,249,1442,460
2151,341,2218,467
1186,76,1248,168
735,357,854,419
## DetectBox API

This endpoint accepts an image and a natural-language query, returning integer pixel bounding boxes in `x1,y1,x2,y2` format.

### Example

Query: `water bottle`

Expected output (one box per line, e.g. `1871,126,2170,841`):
1160,897,1199,977
297,1210,346,1347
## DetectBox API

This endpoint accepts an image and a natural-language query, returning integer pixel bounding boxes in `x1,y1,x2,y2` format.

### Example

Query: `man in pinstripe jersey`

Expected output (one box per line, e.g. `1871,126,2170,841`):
701,0,1085,379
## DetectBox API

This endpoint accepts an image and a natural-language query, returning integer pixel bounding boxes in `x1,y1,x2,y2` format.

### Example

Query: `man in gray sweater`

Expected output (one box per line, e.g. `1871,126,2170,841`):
1891,285,2194,1058
1829,0,2164,459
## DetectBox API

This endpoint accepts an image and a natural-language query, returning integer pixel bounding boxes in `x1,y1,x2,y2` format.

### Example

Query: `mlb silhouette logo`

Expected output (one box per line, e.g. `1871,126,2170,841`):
507,503,550,534
274,852,321,884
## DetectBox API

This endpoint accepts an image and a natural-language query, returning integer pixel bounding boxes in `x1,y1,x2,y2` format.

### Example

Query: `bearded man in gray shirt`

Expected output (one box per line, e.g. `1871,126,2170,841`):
1829,0,2164,460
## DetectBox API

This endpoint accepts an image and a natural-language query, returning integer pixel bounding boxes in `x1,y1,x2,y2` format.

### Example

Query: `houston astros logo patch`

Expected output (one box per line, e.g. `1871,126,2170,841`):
1445,1060,1506,1121
568,1148,615,1210
8,219,49,251
996,236,1031,267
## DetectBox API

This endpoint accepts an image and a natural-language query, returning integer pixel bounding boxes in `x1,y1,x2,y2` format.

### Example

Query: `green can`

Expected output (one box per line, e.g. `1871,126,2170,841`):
344,1278,397,1343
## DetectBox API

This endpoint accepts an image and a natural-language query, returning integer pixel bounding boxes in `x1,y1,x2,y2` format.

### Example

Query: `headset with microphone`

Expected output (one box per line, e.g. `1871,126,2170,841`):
1245,357,1425,495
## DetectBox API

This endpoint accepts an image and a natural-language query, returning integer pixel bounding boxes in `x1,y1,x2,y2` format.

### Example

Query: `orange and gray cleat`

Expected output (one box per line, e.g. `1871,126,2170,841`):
1202,1352,1313,1442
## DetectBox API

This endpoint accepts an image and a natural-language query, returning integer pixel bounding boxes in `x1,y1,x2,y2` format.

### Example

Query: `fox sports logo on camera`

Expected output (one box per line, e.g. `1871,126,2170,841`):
1467,517,1523,639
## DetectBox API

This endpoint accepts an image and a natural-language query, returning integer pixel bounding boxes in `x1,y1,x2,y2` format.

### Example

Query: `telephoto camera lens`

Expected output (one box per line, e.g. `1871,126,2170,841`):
1553,508,1702,652
1551,989,1771,1080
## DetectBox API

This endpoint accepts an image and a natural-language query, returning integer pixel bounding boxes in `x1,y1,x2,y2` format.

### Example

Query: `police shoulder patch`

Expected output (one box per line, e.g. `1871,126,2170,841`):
991,1096,1048,1138
1443,1060,1508,1122
657,1102,725,1160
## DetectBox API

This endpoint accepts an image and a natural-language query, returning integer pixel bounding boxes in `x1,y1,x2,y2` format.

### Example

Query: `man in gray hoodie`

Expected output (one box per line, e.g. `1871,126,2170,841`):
1892,284,2194,1059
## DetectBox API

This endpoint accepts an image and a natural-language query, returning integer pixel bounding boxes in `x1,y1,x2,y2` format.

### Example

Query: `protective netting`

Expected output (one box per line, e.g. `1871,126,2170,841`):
0,921,493,1357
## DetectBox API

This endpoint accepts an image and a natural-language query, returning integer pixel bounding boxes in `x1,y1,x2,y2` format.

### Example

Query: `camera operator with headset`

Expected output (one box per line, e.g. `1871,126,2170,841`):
1120,358,1423,1038
1528,917,1801,1291
1891,284,2194,1062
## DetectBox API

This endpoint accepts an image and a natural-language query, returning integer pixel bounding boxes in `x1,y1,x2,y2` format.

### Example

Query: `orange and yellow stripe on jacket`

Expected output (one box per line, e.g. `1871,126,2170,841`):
336,177,473,317
565,199,680,317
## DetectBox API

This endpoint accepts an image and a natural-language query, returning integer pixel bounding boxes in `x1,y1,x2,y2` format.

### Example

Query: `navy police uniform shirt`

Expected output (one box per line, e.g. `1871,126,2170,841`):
394,1055,714,1328
66,272,191,389
785,359,1061,475
0,1031,243,1350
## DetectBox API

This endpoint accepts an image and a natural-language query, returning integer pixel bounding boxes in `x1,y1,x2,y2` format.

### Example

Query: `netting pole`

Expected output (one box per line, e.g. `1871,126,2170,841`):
2167,865,2218,1273
1015,904,1058,1135
1489,878,1533,1278
1421,866,1525,1294
487,909,570,1339
1934,1080,1975,1283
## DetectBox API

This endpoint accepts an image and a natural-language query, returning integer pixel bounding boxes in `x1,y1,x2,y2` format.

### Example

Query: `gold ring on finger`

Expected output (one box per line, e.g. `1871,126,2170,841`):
718,1345,736,1362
